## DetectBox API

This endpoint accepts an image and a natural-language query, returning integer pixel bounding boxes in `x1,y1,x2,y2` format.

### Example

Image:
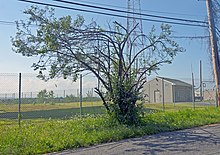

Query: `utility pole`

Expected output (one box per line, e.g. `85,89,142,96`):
206,0,220,106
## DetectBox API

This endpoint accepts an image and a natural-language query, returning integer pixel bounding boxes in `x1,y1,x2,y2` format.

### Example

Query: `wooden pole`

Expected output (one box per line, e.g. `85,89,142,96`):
206,0,220,106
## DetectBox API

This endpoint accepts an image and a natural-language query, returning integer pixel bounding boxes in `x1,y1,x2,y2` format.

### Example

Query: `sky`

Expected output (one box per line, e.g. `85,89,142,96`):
0,0,216,92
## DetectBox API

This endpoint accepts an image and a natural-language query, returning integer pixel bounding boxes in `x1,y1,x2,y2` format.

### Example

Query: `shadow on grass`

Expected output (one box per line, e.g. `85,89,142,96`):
0,106,105,119
0,107,158,120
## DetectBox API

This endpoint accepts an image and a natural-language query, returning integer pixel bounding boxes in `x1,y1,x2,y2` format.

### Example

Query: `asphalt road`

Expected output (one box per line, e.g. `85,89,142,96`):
50,123,220,155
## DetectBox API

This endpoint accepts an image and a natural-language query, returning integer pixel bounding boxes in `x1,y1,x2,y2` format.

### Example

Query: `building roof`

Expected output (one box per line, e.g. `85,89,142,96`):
157,77,192,87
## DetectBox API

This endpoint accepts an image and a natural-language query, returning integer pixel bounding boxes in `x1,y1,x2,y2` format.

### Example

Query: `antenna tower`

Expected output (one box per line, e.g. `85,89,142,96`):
127,0,145,69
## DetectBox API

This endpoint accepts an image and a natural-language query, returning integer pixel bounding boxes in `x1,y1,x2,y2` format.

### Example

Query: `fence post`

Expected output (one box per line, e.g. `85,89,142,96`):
80,74,82,116
216,89,218,107
192,72,195,110
18,73,21,126
162,78,165,112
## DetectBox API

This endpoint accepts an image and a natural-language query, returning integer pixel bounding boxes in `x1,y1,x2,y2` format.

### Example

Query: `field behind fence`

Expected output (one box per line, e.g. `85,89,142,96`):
0,73,105,124
0,73,217,126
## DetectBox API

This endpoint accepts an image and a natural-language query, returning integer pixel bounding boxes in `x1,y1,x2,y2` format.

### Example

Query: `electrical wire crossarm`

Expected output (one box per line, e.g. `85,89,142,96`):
18,0,208,28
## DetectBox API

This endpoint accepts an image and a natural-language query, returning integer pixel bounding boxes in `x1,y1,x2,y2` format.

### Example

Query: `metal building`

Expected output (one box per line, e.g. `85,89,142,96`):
143,77,193,103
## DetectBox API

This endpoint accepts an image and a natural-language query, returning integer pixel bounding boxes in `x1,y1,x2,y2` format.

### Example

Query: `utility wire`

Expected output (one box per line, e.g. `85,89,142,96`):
216,27,220,34
54,0,207,25
214,0,220,9
71,0,204,18
18,0,208,28
215,27,220,36
0,18,210,40
0,20,16,25
216,29,220,37
170,35,209,39
0,18,210,41
0,20,37,27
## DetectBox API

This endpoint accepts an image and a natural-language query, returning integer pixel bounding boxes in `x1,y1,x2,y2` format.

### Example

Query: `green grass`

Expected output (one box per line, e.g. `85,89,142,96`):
0,101,213,119
0,106,105,119
1,107,220,154
143,102,214,112
0,101,103,112
0,102,104,120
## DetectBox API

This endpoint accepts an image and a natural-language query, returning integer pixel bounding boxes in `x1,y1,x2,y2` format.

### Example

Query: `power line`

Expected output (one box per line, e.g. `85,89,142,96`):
170,35,209,39
0,18,211,41
0,20,16,25
216,27,220,33
71,0,204,18
216,29,220,37
0,20,37,27
214,0,220,10
0,18,210,40
18,0,208,28
54,0,208,25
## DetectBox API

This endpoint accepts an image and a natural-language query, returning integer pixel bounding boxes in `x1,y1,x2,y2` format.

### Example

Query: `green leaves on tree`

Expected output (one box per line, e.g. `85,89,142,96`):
12,6,184,125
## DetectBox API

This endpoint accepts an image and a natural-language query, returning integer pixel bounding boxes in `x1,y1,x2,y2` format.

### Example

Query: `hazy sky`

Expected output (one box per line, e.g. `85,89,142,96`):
0,0,214,89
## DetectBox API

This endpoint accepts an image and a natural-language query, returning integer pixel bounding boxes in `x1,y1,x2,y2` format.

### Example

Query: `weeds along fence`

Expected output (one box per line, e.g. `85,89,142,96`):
0,73,104,124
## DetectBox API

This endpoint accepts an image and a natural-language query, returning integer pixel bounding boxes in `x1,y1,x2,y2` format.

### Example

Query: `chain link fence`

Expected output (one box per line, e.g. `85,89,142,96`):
0,73,217,126
0,73,104,124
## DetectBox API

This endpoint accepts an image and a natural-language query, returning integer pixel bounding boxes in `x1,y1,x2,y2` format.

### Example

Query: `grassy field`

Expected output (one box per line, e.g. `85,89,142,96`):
0,101,103,112
0,106,105,119
0,101,104,119
143,102,215,112
1,107,220,154
0,101,216,120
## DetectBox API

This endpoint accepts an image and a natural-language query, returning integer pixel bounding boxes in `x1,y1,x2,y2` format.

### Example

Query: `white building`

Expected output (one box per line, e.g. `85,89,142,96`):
143,77,193,103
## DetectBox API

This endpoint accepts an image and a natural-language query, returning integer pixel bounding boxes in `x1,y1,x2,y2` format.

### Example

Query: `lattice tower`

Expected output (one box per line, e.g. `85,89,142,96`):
126,0,145,70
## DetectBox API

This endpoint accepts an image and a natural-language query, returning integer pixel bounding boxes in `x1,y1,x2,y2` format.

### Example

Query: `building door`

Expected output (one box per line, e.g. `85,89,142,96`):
154,90,161,103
